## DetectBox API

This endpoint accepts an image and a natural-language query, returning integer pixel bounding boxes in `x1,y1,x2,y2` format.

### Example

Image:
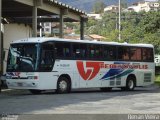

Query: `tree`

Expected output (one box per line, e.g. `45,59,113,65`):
85,11,160,54
121,0,127,8
92,1,106,14
140,11,160,33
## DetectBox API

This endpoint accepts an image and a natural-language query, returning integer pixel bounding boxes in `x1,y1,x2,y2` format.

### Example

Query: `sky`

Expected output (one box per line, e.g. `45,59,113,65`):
57,0,143,12
57,0,159,13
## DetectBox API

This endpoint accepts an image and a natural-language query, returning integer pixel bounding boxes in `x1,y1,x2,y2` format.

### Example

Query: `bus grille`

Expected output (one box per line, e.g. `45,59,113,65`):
144,73,152,82
109,78,121,86
116,77,121,85
110,80,115,86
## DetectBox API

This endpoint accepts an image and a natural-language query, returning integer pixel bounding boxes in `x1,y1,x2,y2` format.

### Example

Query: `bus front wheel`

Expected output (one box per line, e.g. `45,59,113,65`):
56,77,71,94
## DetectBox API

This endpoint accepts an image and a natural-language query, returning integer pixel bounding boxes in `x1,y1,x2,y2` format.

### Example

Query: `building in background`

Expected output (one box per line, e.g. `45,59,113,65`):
41,22,75,37
104,5,119,13
89,34,106,41
87,14,102,20
43,22,52,35
126,1,159,12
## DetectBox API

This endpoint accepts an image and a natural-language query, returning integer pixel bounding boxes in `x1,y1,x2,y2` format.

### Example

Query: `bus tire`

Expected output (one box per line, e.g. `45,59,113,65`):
125,76,136,91
100,87,112,92
56,77,71,94
29,90,42,94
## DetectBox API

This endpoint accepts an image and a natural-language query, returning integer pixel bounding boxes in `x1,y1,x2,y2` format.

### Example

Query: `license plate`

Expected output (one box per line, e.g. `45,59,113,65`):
17,83,23,87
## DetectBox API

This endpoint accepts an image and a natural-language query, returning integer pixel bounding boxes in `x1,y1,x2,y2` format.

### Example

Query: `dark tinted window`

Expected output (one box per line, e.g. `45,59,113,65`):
73,43,80,59
55,42,71,59
103,46,116,60
73,43,87,59
55,42,63,58
88,44,103,59
53,41,154,62
95,45,103,59
130,47,142,61
88,44,95,59
142,48,154,62
80,44,87,58
117,47,130,60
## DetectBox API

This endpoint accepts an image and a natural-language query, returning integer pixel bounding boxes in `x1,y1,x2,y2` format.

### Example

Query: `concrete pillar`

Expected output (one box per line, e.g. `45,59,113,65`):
0,0,3,75
80,17,84,40
32,0,37,37
59,9,64,38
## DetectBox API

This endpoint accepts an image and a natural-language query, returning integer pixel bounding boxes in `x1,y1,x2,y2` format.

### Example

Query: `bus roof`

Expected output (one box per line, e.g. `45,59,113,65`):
11,37,154,48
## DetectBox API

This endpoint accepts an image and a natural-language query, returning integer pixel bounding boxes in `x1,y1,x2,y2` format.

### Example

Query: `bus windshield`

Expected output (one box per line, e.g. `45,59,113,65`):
7,43,40,72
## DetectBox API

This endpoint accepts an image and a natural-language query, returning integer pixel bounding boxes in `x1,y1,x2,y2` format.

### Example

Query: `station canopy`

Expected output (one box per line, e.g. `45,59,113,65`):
2,0,88,24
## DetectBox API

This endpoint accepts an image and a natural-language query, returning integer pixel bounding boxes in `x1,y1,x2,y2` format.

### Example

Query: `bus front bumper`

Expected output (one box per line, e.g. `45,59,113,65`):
6,79,39,89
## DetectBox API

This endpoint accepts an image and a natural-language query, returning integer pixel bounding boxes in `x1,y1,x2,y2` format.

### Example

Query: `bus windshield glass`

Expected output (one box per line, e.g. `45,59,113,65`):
7,43,39,72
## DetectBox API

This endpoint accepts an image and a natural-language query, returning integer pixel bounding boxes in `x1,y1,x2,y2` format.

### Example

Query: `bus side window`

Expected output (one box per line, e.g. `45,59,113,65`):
103,46,108,60
95,45,103,59
130,47,142,61
147,48,154,62
73,44,80,59
80,44,87,59
88,44,95,59
142,48,153,62
63,43,71,58
55,42,63,58
103,46,116,60
117,47,130,61
55,42,71,58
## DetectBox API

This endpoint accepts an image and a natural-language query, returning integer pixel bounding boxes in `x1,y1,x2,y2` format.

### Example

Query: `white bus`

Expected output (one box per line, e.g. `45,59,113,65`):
6,38,155,94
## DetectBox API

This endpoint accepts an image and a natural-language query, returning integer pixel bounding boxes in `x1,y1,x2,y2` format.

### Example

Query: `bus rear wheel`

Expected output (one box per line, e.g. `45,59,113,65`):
125,77,136,91
29,89,42,94
56,77,71,94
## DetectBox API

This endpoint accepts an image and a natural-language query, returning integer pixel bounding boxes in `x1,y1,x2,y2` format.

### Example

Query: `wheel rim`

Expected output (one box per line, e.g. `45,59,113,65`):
128,80,134,89
59,80,67,91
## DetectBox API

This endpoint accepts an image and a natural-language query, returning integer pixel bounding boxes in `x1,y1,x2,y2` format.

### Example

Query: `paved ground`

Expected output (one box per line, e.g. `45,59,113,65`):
0,85,160,115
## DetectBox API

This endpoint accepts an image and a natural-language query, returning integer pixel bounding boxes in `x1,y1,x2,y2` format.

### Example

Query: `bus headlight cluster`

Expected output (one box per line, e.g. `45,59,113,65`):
6,76,12,79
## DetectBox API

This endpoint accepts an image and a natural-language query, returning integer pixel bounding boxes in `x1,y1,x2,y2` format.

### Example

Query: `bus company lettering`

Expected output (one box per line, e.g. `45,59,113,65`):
100,63,148,69
77,61,148,80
